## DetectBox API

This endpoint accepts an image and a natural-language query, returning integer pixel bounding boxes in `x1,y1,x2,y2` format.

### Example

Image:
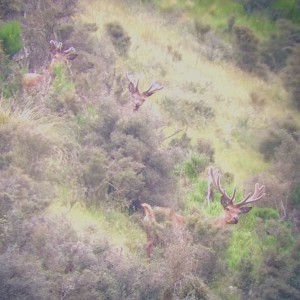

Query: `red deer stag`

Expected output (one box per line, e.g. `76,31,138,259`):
22,40,78,91
210,167,265,227
140,167,265,258
125,72,164,111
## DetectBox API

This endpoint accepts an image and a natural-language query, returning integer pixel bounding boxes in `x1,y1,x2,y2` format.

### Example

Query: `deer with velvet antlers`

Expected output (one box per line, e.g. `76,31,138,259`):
22,40,78,91
209,167,265,226
140,167,265,258
125,72,164,111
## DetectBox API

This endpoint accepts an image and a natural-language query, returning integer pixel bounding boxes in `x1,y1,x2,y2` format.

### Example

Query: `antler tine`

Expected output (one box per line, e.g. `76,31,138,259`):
49,40,56,47
125,72,135,85
144,81,164,94
210,168,236,201
126,72,140,91
49,40,63,55
57,42,63,52
236,183,265,207
63,47,76,54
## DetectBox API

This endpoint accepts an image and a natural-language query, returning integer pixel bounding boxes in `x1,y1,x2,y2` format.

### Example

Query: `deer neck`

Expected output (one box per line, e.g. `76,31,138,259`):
212,215,228,227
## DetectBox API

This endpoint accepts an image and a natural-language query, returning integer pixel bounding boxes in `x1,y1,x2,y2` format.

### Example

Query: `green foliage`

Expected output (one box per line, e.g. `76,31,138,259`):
227,229,262,271
236,258,255,295
182,153,210,181
0,20,22,56
51,64,78,114
253,207,280,220
0,40,17,97
189,179,208,204
273,0,300,23
1,1,300,299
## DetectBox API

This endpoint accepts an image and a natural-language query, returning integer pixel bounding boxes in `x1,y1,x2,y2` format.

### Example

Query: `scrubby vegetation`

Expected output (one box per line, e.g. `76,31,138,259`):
0,0,300,299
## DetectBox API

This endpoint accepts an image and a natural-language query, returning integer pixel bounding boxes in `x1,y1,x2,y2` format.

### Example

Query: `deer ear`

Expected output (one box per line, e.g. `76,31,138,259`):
66,53,78,61
240,206,252,214
128,82,135,93
221,195,232,208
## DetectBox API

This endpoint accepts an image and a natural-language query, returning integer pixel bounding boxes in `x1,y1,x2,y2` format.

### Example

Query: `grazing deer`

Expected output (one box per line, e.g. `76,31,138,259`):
22,40,78,91
125,72,164,111
140,167,265,258
209,167,265,227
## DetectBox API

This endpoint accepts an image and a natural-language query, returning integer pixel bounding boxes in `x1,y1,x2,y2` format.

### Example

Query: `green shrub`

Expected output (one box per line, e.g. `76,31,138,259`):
233,25,260,72
182,153,209,181
106,22,131,56
283,44,300,109
262,19,300,71
195,138,215,162
258,129,284,160
189,179,208,204
0,20,22,56
253,207,279,220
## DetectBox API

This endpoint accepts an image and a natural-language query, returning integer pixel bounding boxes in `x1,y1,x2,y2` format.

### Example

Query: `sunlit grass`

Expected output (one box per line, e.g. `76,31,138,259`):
48,186,145,253
0,97,11,124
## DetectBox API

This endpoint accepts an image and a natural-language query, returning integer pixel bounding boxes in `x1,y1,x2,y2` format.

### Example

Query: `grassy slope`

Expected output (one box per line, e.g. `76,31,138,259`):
48,0,299,259
77,0,296,180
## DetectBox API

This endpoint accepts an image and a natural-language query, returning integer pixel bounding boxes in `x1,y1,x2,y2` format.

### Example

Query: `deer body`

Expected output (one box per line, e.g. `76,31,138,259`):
140,167,265,258
141,203,185,258
125,73,164,111
22,40,77,91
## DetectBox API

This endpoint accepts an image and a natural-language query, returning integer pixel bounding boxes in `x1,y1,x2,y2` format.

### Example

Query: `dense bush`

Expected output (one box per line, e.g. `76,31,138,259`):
283,43,300,109
0,20,22,56
0,0,23,18
106,22,131,57
262,19,300,71
239,0,274,14
233,25,260,73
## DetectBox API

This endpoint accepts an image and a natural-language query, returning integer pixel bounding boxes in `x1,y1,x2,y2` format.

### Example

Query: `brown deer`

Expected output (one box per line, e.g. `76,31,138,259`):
140,167,265,258
22,40,78,91
141,203,185,258
125,72,164,111
209,167,265,227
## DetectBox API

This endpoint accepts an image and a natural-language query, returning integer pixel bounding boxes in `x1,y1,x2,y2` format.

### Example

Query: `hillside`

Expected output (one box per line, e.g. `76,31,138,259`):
0,0,300,299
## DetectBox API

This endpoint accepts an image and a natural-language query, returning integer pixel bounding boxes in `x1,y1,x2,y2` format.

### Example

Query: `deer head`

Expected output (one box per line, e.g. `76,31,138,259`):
210,167,265,226
22,40,78,91
125,72,164,111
